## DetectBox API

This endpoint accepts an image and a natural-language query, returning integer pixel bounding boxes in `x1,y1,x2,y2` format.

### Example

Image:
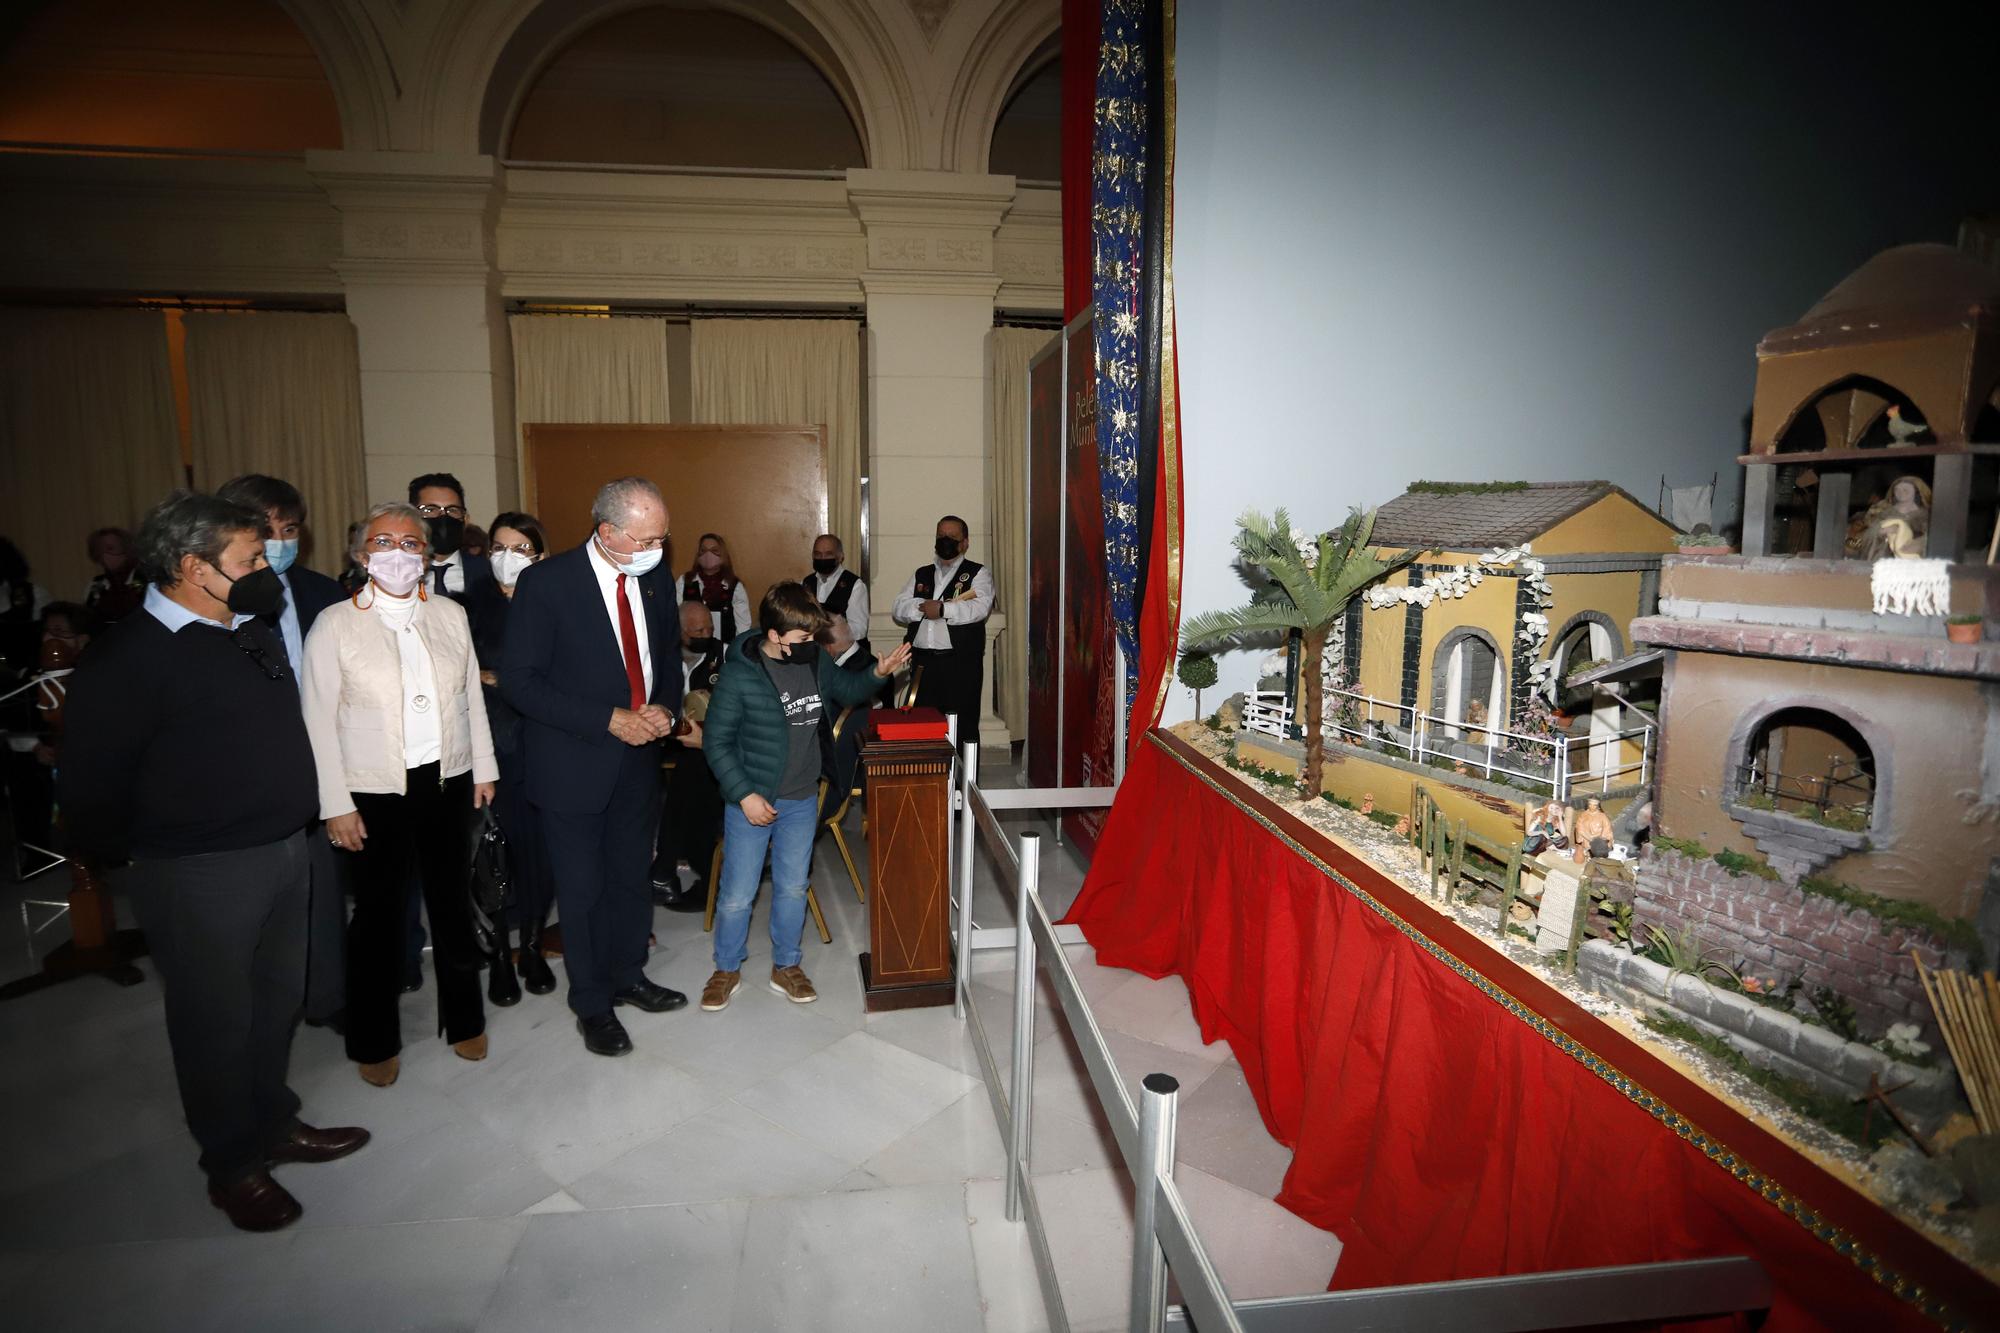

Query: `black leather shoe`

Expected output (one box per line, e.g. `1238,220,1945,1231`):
655,881,707,914
488,951,521,1007
402,961,423,994
268,1121,371,1166
303,1009,347,1036
650,874,682,908
576,1012,632,1056
209,1169,303,1232
520,948,557,995
613,977,689,1013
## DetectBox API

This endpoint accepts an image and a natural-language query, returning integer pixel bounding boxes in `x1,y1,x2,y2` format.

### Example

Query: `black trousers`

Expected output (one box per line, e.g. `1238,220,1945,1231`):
344,766,483,1063
494,750,553,932
125,830,308,1182
652,747,721,886
303,826,348,1023
913,647,983,738
542,745,660,1018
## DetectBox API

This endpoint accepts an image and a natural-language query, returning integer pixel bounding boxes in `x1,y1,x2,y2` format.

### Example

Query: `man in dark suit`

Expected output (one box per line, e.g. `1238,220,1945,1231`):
502,476,687,1056
409,472,493,605
217,474,351,1030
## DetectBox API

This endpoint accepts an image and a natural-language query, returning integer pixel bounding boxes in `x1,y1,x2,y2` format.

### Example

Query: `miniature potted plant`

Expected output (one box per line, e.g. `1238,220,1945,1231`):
1946,613,1983,645
1674,525,1734,556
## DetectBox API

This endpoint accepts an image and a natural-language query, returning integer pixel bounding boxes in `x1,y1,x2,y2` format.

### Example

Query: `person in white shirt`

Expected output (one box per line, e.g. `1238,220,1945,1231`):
806,534,869,657
302,502,499,1087
680,532,752,642
890,515,994,735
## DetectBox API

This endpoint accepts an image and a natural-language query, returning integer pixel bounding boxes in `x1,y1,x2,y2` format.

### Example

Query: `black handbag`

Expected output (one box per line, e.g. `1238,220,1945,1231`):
467,808,514,962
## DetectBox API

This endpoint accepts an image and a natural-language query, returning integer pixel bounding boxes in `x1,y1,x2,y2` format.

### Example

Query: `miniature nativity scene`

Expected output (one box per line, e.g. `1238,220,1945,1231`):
1149,243,2000,1291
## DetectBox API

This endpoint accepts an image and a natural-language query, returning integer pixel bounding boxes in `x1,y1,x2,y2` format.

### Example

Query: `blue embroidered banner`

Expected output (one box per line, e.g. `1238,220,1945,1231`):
1092,0,1149,710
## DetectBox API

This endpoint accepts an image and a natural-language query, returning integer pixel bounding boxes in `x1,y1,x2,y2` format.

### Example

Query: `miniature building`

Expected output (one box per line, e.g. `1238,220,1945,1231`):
1345,481,1679,787
1744,243,2000,562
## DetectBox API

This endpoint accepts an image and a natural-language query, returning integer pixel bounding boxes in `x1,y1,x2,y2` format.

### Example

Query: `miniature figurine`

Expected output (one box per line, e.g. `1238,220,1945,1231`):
1524,798,1572,855
1572,794,1615,863
1850,475,1931,560
1885,403,1928,444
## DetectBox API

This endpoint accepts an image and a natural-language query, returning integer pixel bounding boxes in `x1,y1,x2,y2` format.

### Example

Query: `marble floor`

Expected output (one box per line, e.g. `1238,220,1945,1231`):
0,782,1339,1332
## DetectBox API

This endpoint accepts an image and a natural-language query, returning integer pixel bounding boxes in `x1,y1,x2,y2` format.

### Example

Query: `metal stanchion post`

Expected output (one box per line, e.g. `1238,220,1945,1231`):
1005,831,1041,1221
1130,1073,1179,1333
955,743,980,1019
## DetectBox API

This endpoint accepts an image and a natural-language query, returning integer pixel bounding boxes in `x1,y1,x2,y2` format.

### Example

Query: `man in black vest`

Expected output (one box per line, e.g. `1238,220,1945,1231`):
891,515,993,738
806,533,869,662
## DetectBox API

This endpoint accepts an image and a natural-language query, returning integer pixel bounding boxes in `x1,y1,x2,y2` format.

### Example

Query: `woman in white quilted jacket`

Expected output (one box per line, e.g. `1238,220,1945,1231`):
302,501,498,1087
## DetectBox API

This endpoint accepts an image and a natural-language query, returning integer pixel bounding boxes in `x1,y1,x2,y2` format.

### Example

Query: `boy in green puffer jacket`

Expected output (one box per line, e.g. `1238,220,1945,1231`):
699,582,910,1011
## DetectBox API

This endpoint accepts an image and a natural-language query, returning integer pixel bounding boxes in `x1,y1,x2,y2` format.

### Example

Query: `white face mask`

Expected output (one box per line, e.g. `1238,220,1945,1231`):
491,549,535,588
368,549,424,597
600,536,662,577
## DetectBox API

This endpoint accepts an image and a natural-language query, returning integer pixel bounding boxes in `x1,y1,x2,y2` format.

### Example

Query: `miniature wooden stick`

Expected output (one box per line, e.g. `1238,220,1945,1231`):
1916,952,1994,1134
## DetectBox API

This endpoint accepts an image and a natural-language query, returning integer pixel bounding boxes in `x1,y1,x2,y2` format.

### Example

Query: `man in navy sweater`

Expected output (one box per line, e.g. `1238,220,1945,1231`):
60,491,369,1233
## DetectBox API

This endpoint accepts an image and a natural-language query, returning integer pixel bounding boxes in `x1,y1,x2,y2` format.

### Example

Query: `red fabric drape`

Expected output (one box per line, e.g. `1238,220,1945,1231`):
1067,733,1987,1330
1060,0,1100,321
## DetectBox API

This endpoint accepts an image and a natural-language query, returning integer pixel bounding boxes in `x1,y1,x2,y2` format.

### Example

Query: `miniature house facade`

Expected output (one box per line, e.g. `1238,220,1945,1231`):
1342,481,1680,790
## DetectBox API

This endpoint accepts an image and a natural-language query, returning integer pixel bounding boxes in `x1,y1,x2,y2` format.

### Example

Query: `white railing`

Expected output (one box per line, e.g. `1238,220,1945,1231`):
1241,687,1654,800
948,742,1770,1332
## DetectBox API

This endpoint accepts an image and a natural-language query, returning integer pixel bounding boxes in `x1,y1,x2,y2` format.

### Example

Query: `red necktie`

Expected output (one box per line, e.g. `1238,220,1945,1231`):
616,572,646,709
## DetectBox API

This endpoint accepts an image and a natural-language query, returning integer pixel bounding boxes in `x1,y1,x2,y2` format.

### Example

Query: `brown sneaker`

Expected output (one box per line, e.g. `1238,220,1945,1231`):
700,970,741,1011
769,966,817,1004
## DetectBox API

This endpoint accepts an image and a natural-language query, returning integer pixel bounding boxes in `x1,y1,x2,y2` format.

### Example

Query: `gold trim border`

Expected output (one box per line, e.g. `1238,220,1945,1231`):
1139,0,1183,735
1141,730,1964,1329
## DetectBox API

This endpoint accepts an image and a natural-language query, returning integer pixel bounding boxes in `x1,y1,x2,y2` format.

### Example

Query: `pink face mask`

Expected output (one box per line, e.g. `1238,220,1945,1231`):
368,549,425,596
697,551,723,573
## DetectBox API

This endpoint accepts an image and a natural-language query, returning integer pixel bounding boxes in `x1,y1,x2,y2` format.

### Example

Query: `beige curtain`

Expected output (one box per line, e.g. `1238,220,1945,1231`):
987,327,1051,737
0,310,180,600
689,319,861,556
509,314,673,462
185,312,367,576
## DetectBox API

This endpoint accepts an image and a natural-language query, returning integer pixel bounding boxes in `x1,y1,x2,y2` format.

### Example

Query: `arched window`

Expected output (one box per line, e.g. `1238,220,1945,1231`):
1432,629,1504,739
1548,612,1625,779
0,0,340,152
990,53,1059,182
505,7,866,171
1735,706,1876,832
1776,374,1927,453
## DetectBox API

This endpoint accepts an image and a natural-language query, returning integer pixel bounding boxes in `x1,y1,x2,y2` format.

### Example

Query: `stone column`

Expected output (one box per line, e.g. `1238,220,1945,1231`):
849,169,1017,751
308,151,515,521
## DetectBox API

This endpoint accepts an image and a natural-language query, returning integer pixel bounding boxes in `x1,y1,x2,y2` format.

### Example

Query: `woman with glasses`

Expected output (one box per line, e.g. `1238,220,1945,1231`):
466,512,557,1004
301,502,498,1087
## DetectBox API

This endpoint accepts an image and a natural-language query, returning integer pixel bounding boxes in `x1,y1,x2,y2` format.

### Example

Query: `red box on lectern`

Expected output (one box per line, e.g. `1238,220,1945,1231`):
871,707,950,742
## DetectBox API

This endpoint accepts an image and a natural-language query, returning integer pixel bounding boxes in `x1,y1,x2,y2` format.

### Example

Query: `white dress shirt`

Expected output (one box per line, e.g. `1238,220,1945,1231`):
590,540,654,701
429,550,467,596
892,556,995,652
810,565,870,644
371,592,441,768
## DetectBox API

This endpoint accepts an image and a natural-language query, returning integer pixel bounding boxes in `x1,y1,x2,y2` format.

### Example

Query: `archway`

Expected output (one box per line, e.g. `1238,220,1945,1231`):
1775,374,1927,453
1548,612,1624,779
0,0,340,152
1432,628,1504,742
1732,704,1879,834
989,50,1059,182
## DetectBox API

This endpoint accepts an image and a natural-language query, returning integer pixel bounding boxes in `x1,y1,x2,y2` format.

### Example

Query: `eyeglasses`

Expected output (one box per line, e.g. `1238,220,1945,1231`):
231,627,286,682
415,503,466,520
492,541,539,558
616,525,669,552
365,535,428,554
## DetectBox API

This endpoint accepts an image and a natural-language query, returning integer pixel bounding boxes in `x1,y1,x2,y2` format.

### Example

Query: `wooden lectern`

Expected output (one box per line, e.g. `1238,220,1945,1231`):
858,733,957,1011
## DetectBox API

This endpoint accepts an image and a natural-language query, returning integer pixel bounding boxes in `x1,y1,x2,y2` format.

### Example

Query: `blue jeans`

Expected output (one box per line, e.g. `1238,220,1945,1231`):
713,796,817,972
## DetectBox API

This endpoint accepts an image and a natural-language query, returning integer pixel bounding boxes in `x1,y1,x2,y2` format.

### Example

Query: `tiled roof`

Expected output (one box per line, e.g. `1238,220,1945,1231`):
1370,482,1631,549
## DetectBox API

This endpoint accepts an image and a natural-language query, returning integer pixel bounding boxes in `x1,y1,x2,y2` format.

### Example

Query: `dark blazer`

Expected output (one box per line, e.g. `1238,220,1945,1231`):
466,578,520,757
500,544,682,814
432,552,494,606
289,566,344,637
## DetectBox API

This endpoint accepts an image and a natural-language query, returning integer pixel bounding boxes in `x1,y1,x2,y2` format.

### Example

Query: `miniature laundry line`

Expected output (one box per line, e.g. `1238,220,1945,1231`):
1868,557,1951,617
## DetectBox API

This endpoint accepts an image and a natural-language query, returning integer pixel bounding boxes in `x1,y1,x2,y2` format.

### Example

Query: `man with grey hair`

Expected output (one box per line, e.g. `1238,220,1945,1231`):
60,491,370,1232
502,475,687,1056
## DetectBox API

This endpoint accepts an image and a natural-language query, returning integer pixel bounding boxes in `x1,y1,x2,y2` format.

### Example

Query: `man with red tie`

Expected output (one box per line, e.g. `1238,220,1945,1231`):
501,477,686,1055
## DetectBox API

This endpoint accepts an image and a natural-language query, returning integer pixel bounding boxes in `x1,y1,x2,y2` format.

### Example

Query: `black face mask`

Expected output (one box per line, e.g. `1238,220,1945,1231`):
429,514,465,558
812,557,839,577
935,536,961,561
781,641,821,666
218,565,286,619
685,636,720,656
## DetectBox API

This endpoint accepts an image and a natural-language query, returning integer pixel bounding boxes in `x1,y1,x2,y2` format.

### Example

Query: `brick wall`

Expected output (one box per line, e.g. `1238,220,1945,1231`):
1633,847,1967,1042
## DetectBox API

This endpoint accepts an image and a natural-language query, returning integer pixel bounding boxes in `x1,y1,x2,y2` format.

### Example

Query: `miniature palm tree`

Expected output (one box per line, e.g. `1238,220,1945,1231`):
1177,650,1219,720
1180,508,1420,796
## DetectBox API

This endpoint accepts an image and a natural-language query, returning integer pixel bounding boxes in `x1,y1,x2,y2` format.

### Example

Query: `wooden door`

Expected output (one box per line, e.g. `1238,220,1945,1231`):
523,423,827,612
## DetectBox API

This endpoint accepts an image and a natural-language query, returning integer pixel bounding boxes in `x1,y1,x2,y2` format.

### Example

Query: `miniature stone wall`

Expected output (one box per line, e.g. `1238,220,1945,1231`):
1632,847,1968,1041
